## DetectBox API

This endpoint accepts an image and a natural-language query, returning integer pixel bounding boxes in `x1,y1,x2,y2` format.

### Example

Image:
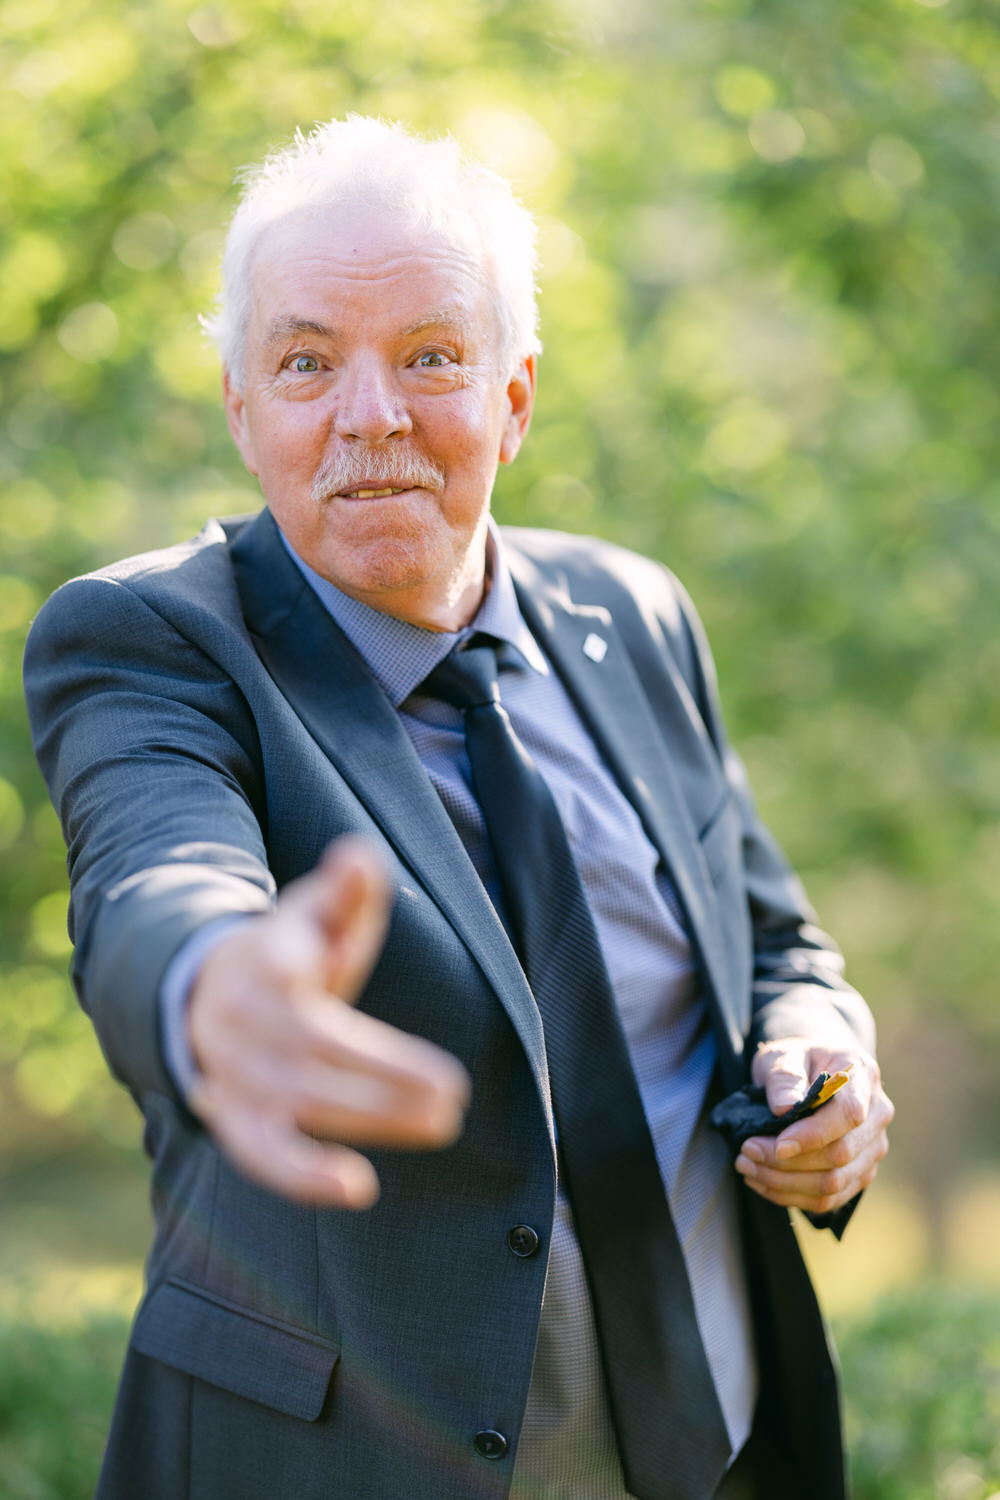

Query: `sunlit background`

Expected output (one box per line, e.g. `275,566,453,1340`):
2,0,1000,1495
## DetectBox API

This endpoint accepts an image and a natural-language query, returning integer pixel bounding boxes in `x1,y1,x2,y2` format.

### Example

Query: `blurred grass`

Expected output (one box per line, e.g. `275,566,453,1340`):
0,1313,127,1500
837,1287,1000,1500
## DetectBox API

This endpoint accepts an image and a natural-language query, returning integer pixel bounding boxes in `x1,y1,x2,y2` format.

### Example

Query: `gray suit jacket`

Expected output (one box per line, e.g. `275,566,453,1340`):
24,509,873,1500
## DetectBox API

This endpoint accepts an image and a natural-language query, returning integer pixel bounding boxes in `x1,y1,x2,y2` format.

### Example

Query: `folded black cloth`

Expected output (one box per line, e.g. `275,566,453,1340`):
709,1070,848,1153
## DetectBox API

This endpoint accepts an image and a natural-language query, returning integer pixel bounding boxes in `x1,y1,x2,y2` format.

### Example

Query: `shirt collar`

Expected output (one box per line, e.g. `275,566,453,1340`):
277,517,547,707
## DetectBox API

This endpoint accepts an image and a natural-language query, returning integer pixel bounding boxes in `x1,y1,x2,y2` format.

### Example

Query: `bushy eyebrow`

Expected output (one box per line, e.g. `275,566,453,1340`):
399,306,472,339
262,306,473,348
263,316,333,345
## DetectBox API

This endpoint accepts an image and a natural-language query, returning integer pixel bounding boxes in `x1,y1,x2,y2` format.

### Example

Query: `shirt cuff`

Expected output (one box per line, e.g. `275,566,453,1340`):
158,916,253,1101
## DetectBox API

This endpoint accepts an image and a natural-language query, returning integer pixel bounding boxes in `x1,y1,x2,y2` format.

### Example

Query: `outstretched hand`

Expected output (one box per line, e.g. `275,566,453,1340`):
187,839,471,1209
734,1038,894,1215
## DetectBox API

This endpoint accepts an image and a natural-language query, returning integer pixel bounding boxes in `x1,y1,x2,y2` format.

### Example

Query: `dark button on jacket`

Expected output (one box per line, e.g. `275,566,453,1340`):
507,1224,540,1257
474,1429,508,1460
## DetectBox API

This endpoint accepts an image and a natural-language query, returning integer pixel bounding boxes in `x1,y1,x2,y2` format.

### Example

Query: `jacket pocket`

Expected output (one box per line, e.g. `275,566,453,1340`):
131,1277,339,1421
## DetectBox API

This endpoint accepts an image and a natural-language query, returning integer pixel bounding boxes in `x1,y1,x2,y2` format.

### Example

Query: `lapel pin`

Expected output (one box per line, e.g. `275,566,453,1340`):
582,632,608,663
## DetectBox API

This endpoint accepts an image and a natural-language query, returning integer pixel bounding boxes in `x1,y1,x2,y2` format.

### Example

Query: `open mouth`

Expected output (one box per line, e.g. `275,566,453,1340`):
339,485,414,499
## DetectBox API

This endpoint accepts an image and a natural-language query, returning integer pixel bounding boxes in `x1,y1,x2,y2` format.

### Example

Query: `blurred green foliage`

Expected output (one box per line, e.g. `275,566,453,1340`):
1,0,998,1228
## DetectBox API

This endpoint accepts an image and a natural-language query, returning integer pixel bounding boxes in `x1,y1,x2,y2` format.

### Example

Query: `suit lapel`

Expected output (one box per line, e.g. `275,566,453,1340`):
229,510,551,1113
506,543,743,1078
227,509,742,1099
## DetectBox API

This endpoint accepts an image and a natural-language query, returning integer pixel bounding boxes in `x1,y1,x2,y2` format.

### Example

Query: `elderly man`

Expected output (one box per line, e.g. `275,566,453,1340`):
25,118,892,1500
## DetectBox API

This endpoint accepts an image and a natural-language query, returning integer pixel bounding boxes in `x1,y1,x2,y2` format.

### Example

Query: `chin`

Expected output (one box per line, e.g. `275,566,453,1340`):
324,534,442,594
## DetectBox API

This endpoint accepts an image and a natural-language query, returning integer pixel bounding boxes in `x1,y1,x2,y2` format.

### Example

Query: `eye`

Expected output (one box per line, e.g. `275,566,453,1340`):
413,350,453,368
289,354,321,373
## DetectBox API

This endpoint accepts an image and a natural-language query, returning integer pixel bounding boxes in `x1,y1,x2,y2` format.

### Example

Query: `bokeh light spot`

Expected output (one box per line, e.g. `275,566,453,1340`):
57,303,120,364
0,576,40,632
153,318,222,399
10,48,70,99
837,168,899,225
458,109,558,191
29,891,73,960
868,135,925,190
187,6,247,46
1,232,67,301
112,212,177,271
749,110,806,163
702,400,790,474
537,218,585,281
713,65,776,118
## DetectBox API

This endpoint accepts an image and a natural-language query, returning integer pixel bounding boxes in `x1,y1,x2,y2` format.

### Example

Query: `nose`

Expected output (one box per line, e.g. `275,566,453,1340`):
333,356,413,443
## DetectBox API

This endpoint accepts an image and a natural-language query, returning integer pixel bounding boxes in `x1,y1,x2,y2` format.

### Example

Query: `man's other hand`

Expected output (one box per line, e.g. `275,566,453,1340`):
733,1038,894,1215
186,839,471,1209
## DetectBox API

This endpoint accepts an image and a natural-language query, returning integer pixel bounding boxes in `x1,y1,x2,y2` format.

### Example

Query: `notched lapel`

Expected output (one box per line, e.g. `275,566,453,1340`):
228,511,551,1106
507,545,745,1075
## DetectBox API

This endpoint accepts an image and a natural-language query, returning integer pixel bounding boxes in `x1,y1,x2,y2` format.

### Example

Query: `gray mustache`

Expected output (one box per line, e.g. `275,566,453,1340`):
311,449,446,501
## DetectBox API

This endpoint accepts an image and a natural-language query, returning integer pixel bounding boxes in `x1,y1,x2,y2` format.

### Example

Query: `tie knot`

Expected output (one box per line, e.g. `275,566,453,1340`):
422,635,508,712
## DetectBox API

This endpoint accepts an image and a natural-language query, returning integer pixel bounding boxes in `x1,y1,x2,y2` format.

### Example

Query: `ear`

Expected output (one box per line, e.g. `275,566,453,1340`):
498,355,537,466
222,367,259,476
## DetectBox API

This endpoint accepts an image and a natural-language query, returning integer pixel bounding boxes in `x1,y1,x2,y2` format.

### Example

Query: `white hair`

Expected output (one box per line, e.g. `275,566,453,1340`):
203,116,542,389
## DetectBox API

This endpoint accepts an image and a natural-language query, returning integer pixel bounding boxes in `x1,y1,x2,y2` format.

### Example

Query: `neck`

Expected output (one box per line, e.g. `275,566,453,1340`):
351,531,492,633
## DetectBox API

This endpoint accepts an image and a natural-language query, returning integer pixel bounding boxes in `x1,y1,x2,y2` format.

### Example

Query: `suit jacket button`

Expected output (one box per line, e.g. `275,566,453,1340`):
474,1430,508,1460
507,1224,540,1257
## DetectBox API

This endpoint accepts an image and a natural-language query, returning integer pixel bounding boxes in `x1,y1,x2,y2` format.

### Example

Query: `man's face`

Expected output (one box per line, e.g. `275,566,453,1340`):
223,205,535,631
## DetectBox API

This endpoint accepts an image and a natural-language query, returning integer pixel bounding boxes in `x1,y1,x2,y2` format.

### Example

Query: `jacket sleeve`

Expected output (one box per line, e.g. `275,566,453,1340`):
662,570,876,1061
23,573,275,1105
642,564,875,1237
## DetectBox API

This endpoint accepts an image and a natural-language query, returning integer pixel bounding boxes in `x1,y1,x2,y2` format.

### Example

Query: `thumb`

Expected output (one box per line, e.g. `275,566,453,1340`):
258,838,392,1004
313,837,393,1001
753,1040,811,1116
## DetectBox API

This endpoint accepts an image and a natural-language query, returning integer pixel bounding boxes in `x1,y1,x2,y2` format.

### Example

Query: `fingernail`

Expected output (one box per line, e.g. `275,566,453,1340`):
776,1139,801,1160
741,1140,764,1163
734,1154,756,1178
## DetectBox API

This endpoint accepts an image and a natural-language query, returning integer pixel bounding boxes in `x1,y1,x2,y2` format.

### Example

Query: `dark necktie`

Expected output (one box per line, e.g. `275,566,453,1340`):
422,636,731,1500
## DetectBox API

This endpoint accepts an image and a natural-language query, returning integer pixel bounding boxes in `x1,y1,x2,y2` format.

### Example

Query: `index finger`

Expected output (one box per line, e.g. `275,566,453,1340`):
213,1100,383,1208
294,996,473,1113
769,1073,870,1160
